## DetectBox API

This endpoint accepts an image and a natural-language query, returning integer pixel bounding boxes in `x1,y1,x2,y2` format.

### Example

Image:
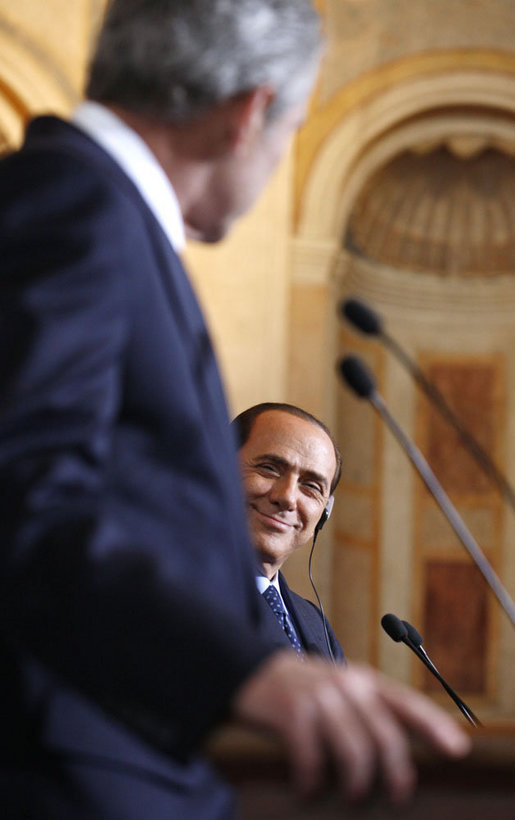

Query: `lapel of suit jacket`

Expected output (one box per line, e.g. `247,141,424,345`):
258,585,295,651
279,573,330,657
21,115,257,607
99,147,237,469
25,118,229,426
28,117,236,472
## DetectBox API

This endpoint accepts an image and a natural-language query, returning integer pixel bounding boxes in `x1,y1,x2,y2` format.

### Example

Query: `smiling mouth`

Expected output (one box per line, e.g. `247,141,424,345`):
253,509,295,530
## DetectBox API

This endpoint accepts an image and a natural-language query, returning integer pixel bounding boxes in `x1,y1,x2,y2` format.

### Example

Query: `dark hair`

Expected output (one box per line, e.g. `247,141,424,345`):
232,402,342,494
87,0,322,125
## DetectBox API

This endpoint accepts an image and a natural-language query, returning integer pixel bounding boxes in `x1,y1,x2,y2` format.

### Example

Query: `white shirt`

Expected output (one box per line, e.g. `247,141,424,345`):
256,572,289,611
72,101,185,252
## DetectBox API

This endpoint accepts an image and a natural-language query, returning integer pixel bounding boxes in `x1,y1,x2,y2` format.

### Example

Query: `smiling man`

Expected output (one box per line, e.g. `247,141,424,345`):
233,403,345,661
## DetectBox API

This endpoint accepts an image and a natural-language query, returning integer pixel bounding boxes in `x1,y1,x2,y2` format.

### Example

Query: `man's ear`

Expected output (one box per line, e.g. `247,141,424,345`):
223,86,276,156
166,87,275,163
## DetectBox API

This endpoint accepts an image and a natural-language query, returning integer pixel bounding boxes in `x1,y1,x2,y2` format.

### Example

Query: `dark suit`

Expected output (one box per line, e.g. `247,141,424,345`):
259,573,345,662
0,116,278,818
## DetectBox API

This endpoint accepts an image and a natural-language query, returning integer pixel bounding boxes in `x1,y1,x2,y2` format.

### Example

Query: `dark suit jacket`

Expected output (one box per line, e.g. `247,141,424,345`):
258,573,345,663
0,116,278,818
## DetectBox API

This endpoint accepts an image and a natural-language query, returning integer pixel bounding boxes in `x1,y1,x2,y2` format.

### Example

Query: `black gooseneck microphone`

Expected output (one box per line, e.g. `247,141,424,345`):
381,613,482,728
338,355,515,627
340,297,515,514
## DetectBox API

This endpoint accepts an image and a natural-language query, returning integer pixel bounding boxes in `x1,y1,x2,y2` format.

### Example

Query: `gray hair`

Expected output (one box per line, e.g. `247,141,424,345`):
86,0,322,124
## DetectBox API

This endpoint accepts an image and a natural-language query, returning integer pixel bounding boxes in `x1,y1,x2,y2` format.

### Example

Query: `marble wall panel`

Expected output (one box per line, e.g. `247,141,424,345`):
423,559,489,694
423,361,500,495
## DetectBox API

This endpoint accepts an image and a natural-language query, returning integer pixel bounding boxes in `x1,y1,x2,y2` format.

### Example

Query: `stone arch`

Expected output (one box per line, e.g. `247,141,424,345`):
289,64,515,424
297,68,515,250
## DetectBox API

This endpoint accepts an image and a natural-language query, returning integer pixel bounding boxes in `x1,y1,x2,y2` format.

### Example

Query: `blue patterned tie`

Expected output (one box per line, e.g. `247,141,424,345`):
263,584,303,654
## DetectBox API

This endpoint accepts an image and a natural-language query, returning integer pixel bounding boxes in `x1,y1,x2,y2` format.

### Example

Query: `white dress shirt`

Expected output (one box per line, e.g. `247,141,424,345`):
72,101,185,253
256,572,289,610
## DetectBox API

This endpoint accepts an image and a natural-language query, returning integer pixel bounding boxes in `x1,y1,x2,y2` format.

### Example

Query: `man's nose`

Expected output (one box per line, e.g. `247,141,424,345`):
269,475,297,510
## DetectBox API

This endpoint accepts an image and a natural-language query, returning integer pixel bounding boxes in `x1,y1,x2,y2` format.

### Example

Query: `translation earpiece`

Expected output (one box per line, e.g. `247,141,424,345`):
315,495,334,534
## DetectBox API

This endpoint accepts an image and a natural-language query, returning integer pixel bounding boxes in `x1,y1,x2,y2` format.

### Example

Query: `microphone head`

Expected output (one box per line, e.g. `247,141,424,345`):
381,613,408,642
338,355,376,399
341,298,383,336
402,619,423,647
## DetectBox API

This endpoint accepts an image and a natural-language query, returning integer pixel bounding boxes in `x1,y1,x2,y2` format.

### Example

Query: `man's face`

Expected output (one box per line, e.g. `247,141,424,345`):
184,100,306,243
239,410,337,580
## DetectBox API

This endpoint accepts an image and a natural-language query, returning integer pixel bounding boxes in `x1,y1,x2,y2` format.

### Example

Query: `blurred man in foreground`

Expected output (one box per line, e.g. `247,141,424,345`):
0,1,469,817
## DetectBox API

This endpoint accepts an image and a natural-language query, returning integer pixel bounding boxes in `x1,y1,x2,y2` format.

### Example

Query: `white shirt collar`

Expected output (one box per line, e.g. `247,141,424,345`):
72,101,185,252
256,572,286,603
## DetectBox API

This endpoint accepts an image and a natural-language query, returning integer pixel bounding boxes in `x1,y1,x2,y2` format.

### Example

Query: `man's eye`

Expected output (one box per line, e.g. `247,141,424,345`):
304,482,323,494
258,463,279,474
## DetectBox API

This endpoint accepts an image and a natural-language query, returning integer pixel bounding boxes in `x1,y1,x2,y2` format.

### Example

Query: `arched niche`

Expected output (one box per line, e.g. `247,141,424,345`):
288,65,515,424
346,140,515,277
297,70,515,249
288,68,515,438
332,139,515,710
287,68,515,722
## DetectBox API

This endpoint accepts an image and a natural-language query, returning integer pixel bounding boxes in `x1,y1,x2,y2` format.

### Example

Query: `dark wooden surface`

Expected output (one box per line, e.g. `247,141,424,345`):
208,726,515,819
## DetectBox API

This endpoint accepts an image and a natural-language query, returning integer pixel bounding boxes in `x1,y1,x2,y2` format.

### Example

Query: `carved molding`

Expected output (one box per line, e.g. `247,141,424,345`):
339,254,515,322
290,237,339,285
298,71,515,244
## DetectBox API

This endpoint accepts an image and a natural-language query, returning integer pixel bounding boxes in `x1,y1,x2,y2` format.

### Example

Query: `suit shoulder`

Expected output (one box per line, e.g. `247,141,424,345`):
0,119,148,265
0,117,141,225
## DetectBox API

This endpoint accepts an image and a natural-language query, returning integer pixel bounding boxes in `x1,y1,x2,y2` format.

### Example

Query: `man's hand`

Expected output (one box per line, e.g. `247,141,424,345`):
232,652,471,804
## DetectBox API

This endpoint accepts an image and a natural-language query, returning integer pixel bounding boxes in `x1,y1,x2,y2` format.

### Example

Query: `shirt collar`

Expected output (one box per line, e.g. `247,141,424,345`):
256,572,291,618
72,101,186,252
256,572,281,596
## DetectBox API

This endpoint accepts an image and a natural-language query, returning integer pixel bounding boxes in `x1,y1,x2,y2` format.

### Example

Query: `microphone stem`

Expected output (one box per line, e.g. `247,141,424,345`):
404,639,482,728
381,330,515,512
371,392,515,628
413,643,440,677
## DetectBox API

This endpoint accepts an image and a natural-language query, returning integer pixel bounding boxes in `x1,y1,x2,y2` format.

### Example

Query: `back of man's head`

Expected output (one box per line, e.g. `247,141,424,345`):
87,0,322,126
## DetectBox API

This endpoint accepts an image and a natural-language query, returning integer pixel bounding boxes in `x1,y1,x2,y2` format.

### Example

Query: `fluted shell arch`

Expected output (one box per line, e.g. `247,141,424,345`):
345,140,515,278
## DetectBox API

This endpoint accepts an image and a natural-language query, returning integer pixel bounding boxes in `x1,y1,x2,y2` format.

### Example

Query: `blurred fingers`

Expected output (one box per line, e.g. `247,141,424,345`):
335,667,416,804
377,672,471,757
